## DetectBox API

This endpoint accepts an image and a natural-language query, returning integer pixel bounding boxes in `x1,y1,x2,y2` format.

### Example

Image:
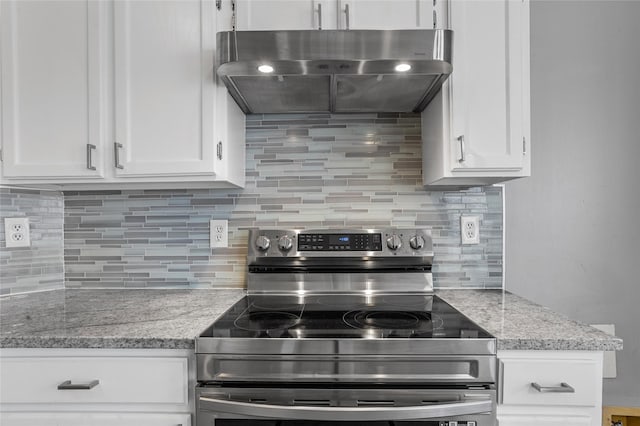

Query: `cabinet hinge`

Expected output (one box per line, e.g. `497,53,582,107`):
522,137,527,155
216,0,221,10
432,0,437,28
231,0,236,31
217,141,223,160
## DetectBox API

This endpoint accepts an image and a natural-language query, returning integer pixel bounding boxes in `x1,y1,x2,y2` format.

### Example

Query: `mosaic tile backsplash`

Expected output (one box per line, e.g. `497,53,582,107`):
63,113,503,289
0,188,65,295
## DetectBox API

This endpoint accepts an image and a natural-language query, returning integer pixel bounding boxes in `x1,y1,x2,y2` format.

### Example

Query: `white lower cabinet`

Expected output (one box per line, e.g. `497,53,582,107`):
0,412,191,426
497,351,604,426
0,348,194,426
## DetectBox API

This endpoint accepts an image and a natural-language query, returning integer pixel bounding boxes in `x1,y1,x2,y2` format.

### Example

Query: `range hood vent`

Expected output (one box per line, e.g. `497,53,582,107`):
216,29,453,114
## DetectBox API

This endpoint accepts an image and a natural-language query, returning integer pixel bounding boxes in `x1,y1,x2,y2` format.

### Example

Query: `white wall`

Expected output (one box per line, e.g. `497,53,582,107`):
506,0,640,406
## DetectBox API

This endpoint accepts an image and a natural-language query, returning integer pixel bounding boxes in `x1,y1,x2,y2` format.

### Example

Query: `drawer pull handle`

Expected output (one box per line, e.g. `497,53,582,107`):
57,380,100,390
530,382,575,393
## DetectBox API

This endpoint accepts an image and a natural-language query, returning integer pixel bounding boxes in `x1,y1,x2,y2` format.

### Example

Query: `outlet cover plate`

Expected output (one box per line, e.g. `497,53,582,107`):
210,219,228,248
460,215,480,245
4,217,31,248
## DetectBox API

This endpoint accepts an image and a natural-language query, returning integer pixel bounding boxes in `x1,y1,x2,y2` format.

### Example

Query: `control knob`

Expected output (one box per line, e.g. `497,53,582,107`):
386,235,402,250
255,235,271,251
410,235,425,250
278,235,293,252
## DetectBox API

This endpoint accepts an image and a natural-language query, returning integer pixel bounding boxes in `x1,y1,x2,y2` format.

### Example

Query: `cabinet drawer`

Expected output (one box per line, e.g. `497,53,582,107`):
0,356,188,406
500,357,600,407
498,414,592,426
0,412,190,426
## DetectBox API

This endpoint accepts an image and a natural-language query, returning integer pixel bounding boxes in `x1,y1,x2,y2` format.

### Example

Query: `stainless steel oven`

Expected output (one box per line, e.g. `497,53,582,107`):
196,229,497,426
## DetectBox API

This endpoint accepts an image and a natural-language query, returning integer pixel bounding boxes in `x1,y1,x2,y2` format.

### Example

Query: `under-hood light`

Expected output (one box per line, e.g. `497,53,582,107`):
258,64,274,73
395,63,411,72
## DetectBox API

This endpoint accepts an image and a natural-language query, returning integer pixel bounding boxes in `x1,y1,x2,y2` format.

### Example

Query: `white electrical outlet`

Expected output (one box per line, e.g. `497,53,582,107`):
460,215,480,245
4,217,31,248
210,219,228,248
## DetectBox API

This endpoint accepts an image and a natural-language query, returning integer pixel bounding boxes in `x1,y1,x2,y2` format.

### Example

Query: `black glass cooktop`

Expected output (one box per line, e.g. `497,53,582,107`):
200,294,493,339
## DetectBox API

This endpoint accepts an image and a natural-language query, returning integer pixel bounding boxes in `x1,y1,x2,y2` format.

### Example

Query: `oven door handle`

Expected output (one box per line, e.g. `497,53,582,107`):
199,396,492,421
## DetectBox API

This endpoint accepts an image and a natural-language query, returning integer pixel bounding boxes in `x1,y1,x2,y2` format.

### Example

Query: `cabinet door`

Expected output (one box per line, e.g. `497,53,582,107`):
0,413,190,426
0,0,106,179
235,0,334,30
338,0,435,30
113,0,216,177
448,0,529,172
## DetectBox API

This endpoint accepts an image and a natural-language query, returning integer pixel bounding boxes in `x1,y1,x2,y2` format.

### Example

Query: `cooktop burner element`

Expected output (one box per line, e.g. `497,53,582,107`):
233,311,302,331
344,310,424,329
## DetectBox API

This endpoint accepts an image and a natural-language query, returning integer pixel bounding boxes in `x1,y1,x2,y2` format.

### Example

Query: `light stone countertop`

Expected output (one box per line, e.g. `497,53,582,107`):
0,289,244,349
436,289,623,351
0,288,622,351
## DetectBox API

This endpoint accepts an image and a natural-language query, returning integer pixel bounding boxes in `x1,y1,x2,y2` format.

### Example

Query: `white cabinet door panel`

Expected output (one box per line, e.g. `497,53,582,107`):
338,0,433,30
0,0,105,178
114,0,215,177
235,0,333,31
449,0,527,172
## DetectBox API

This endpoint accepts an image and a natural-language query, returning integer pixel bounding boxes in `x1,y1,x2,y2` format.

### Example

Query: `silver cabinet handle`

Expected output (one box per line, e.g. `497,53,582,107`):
200,396,492,421
344,3,350,30
457,135,465,162
531,382,575,393
57,379,99,390
217,141,223,160
114,142,124,169
316,3,322,30
86,144,96,170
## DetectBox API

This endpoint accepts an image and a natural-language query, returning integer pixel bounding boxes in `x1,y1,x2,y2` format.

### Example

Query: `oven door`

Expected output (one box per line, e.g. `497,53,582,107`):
197,387,496,426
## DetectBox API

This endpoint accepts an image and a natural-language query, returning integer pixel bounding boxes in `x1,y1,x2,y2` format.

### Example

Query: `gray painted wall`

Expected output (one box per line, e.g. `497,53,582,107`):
506,0,640,407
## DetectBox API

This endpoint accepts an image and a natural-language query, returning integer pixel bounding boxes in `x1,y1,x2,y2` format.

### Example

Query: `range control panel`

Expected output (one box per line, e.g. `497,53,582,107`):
298,233,382,251
247,228,434,258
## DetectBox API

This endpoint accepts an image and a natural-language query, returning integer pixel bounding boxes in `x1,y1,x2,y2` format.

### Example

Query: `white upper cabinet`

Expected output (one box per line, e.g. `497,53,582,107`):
235,0,334,30
422,0,531,187
338,0,435,30
113,0,215,177
233,0,438,31
0,0,106,179
0,0,245,189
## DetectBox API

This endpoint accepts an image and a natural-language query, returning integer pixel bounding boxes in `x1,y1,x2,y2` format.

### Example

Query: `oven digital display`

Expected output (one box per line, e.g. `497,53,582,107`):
331,235,350,245
298,233,382,251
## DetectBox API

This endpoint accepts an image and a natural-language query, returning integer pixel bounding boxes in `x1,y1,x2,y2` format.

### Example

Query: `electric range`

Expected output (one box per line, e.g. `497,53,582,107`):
196,228,497,426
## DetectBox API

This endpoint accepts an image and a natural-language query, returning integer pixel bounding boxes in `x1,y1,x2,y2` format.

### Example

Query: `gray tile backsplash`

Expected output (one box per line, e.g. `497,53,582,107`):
0,188,65,295
62,113,503,289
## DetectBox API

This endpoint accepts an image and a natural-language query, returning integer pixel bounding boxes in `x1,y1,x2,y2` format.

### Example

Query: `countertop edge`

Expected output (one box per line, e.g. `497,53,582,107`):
0,336,195,350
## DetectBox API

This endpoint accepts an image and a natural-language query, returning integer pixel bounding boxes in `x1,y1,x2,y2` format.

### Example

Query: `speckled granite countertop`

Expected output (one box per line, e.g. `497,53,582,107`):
0,288,622,351
437,289,623,351
0,289,244,349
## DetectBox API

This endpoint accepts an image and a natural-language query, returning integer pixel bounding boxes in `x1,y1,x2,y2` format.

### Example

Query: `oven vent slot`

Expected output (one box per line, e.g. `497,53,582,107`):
249,398,267,403
356,400,396,406
421,398,459,405
293,400,331,406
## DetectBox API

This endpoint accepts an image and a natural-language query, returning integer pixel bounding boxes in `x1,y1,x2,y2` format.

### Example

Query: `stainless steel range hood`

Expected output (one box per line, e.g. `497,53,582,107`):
216,29,453,114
